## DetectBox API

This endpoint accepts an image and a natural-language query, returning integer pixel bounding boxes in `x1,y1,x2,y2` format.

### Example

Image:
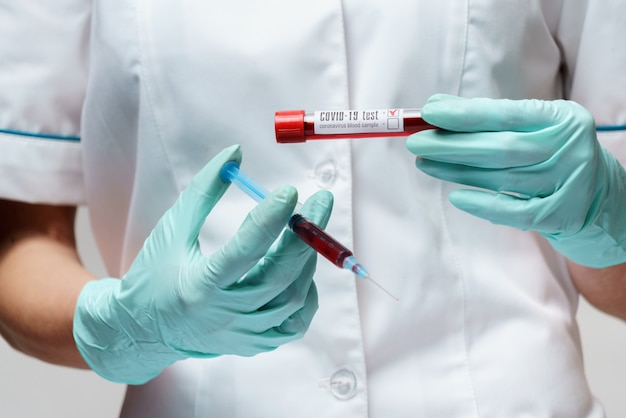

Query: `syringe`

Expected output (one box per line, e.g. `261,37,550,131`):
220,161,398,301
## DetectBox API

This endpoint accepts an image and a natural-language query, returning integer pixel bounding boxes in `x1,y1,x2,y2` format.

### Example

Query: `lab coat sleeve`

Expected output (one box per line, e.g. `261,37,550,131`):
0,1,90,204
560,0,626,164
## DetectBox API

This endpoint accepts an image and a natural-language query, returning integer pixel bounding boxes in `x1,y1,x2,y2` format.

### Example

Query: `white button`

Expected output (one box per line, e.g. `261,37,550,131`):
312,161,337,189
329,369,357,400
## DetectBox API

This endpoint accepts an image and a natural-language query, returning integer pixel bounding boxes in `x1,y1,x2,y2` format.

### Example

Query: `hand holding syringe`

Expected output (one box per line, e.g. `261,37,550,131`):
220,161,398,301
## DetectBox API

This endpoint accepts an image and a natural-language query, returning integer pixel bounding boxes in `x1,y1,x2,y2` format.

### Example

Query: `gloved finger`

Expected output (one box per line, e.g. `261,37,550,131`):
421,96,570,133
203,290,319,354
204,331,282,357
424,93,465,105
414,157,559,198
250,279,319,347
247,253,318,333
256,251,316,307
299,189,334,227
407,128,561,168
276,189,334,255
241,189,333,287
274,264,319,336
155,144,242,252
249,189,330,311
203,185,299,288
448,189,571,234
183,270,318,356
234,190,333,304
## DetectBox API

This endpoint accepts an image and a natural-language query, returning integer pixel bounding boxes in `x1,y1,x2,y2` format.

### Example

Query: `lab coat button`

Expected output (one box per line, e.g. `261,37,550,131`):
313,161,337,189
329,368,357,400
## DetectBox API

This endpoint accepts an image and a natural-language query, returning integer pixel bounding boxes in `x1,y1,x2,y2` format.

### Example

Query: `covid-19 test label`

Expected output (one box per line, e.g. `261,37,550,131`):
313,109,404,135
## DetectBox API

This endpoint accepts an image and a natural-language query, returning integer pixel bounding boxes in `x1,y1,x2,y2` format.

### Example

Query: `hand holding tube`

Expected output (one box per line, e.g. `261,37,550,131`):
73,145,332,384
407,94,626,268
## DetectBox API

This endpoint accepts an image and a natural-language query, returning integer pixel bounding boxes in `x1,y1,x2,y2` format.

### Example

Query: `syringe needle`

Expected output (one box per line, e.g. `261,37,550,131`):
343,256,399,301
364,276,400,302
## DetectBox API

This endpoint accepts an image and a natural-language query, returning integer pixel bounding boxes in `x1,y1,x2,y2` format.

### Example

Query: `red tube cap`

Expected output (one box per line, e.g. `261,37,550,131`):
275,110,306,143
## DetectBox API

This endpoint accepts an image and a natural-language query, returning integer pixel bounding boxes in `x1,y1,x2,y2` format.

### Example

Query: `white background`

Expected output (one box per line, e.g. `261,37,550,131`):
1,208,625,417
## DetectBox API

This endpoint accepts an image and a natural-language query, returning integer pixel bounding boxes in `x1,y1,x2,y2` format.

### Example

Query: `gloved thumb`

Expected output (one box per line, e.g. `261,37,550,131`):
155,144,242,252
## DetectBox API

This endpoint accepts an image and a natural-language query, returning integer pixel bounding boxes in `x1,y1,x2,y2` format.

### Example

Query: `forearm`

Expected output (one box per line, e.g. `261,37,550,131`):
568,260,626,322
0,202,96,367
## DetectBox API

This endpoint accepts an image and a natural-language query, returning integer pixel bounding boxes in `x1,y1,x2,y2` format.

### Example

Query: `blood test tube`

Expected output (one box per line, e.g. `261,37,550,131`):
275,108,435,143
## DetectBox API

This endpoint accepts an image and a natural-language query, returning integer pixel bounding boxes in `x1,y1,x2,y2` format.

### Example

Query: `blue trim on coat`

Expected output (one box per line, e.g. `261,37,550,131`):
0,128,80,142
596,125,626,132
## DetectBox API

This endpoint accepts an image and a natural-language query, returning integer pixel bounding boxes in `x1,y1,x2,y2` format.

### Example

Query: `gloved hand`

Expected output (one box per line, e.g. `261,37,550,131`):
74,144,333,384
407,94,626,268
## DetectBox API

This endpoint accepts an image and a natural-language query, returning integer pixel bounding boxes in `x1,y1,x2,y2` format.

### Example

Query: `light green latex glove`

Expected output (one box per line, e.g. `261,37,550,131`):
74,145,332,384
406,94,626,268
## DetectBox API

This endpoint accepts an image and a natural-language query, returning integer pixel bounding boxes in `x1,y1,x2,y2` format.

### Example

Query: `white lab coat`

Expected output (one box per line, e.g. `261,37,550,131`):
1,1,626,417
